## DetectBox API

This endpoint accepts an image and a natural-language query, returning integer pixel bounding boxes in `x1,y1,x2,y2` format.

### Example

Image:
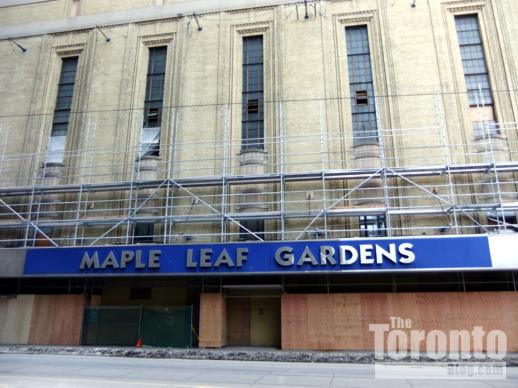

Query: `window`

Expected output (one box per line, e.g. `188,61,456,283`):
359,215,386,237
487,211,518,232
355,90,369,106
46,56,79,164
51,57,78,137
134,222,154,244
141,46,167,157
242,36,264,151
34,226,54,247
247,99,259,114
455,14,498,137
346,26,378,145
239,219,264,241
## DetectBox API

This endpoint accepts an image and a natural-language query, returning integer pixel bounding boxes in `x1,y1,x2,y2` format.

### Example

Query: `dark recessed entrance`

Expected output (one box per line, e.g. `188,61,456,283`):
225,290,281,348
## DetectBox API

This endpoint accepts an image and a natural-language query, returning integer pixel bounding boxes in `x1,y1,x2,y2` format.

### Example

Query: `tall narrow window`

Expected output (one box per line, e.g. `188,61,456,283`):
46,56,79,163
359,215,386,238
134,222,154,244
242,36,264,150
239,219,264,241
345,26,378,145
455,15,498,137
140,46,167,157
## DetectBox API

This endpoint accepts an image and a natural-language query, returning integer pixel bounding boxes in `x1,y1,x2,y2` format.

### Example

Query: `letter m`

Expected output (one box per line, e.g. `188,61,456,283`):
80,252,100,270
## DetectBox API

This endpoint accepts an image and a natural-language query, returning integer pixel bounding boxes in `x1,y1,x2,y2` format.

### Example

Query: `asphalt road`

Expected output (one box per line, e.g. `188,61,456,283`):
0,354,517,388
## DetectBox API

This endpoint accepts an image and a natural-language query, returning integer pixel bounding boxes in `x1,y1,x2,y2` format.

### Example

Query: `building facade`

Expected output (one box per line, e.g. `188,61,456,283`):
0,0,517,350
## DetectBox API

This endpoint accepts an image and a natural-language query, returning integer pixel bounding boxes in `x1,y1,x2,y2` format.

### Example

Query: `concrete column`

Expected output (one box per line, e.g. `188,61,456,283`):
352,144,384,207
134,155,161,242
135,155,160,182
236,150,268,237
37,162,65,222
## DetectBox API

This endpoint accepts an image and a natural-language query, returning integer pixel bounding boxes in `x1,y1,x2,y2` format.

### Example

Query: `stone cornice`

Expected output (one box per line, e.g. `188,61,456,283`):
54,43,85,57
233,21,272,35
141,33,174,46
0,0,306,40
334,10,376,25
443,0,486,12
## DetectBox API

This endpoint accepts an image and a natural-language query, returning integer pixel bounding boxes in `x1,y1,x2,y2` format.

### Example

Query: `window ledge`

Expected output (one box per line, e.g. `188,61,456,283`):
239,148,267,155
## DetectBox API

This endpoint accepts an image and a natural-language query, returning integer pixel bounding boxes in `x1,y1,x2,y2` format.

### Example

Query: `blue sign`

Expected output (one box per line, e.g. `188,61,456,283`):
23,235,494,276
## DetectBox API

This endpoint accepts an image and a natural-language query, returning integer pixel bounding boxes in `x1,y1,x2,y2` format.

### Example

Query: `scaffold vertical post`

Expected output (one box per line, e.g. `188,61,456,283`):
81,117,91,183
279,102,286,174
376,96,391,236
435,94,459,234
27,119,51,246
319,100,328,238
73,119,92,245
221,104,230,242
126,110,141,245
279,101,286,240
33,117,47,186
73,185,83,246
164,106,177,243
477,85,505,231
0,124,8,179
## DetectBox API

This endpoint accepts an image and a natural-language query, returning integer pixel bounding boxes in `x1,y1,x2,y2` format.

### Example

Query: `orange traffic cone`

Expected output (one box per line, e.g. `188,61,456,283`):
136,337,142,348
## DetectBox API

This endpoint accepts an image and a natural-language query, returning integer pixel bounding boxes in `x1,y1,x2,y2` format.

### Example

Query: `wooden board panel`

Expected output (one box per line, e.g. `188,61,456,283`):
198,293,226,348
338,294,363,349
226,297,251,346
282,292,518,352
28,295,84,346
281,294,308,349
360,293,389,350
0,295,34,345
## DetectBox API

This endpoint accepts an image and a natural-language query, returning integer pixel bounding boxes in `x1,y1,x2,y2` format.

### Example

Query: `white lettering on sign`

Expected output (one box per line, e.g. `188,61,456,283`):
275,243,415,267
79,250,161,270
78,243,415,272
186,247,248,269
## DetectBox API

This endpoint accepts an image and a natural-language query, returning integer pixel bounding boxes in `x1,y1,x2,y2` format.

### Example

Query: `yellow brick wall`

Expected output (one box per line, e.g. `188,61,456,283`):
0,0,516,241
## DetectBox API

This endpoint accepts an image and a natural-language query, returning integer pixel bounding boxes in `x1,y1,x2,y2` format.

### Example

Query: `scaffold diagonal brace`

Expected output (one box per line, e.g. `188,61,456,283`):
89,179,168,245
386,168,488,233
295,168,385,240
0,197,59,247
168,178,264,242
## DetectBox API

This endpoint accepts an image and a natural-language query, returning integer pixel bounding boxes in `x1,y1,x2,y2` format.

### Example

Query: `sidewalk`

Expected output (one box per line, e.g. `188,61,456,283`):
1,345,517,366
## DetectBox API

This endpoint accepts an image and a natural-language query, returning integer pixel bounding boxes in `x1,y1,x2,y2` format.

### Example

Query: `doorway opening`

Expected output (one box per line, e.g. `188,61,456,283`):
225,291,281,348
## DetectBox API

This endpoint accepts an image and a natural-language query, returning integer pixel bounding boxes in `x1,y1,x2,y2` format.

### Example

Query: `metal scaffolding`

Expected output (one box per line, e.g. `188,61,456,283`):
0,95,517,247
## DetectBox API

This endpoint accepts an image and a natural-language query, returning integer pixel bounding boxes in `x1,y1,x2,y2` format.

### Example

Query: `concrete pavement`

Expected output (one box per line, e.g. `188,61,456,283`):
0,354,517,387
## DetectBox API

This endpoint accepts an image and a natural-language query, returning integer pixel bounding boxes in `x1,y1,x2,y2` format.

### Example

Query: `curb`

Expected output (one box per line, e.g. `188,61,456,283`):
1,346,517,366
